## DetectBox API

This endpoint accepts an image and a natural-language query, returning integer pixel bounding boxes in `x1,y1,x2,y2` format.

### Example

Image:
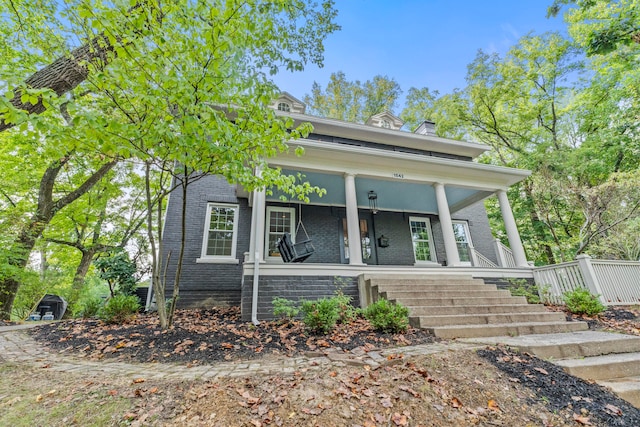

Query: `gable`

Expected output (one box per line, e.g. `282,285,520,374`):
365,111,404,130
270,92,306,114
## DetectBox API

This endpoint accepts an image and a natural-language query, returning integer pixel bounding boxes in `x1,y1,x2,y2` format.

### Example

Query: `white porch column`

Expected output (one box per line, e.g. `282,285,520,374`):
496,189,528,268
253,189,266,262
434,182,461,266
344,173,364,265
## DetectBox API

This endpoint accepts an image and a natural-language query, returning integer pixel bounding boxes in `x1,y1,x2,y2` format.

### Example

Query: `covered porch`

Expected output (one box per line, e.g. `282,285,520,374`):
239,139,534,320
243,137,531,270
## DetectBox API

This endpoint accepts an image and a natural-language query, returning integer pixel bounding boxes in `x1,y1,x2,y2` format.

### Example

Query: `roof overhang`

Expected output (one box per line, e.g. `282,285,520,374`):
276,139,530,190
277,110,490,159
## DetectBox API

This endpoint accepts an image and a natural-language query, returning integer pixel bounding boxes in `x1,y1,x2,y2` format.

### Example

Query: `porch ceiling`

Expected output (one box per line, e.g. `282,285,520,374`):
275,139,530,190
266,170,496,214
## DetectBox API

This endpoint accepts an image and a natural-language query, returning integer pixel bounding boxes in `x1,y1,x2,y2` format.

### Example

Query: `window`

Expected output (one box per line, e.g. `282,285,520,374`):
266,207,295,260
277,102,291,112
409,216,436,263
452,221,472,264
199,203,239,262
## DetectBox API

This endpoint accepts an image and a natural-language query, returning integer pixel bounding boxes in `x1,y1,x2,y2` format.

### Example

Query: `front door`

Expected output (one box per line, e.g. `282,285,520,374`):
341,216,378,264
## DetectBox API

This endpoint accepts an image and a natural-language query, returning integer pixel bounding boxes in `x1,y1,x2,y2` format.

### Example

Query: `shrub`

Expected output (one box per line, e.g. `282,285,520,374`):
80,297,104,318
333,291,358,324
99,295,140,324
363,299,409,333
506,279,544,304
300,298,340,334
272,297,300,320
563,288,605,316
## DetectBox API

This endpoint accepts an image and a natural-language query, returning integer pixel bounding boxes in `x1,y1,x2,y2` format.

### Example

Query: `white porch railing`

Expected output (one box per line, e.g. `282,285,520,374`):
493,239,516,268
533,255,640,305
470,247,498,268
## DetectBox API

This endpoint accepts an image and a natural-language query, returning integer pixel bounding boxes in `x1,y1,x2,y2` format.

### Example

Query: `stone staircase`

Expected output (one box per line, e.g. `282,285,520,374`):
358,273,588,339
469,331,640,408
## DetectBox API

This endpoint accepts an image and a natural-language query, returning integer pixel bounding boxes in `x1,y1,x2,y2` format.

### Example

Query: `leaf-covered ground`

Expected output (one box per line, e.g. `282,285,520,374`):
29,307,438,363
17,305,640,426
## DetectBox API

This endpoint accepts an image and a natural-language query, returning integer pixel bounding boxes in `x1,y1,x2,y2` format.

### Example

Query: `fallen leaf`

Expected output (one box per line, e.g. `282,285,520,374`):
573,413,592,425
35,394,43,402
534,367,549,375
374,413,386,423
604,404,622,416
380,396,393,408
399,385,420,398
132,378,145,384
391,412,408,426
108,390,118,396
301,407,323,415
487,399,501,412
362,388,375,397
451,397,463,408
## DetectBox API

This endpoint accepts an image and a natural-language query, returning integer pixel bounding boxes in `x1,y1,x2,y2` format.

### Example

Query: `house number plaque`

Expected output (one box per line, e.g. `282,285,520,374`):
392,173,405,179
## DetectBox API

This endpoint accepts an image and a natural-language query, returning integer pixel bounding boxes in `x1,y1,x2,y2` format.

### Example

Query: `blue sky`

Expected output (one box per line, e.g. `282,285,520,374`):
272,0,568,105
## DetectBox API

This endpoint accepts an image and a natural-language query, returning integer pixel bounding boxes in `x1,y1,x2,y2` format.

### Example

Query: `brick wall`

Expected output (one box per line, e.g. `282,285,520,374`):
162,175,247,308
241,275,358,320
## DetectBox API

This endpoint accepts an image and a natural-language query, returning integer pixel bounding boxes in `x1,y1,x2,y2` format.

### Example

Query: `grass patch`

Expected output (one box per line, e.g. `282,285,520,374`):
0,363,134,426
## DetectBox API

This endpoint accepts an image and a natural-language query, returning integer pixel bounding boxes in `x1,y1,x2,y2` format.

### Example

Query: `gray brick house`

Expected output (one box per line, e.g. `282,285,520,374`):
160,93,533,321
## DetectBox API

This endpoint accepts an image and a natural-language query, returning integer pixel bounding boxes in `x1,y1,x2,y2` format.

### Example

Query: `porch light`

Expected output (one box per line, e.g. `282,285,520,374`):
368,191,378,214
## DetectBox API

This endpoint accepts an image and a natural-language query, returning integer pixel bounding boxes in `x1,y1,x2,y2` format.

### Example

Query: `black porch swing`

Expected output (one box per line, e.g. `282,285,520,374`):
276,204,315,263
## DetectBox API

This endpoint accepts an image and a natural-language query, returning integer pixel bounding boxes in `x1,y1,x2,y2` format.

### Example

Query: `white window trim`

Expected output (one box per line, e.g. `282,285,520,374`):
409,216,438,265
197,202,240,264
452,220,473,266
265,206,296,262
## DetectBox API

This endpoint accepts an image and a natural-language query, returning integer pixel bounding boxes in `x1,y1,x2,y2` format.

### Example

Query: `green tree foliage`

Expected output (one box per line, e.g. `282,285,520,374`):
548,0,640,55
0,0,339,320
304,72,402,122
94,250,138,297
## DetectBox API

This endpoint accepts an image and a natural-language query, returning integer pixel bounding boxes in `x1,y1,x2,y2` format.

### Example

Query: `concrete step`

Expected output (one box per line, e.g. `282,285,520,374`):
428,321,588,339
372,283,497,292
408,304,547,316
469,331,640,360
410,312,566,328
598,376,640,408
391,295,528,307
381,289,511,300
364,274,477,282
555,352,640,380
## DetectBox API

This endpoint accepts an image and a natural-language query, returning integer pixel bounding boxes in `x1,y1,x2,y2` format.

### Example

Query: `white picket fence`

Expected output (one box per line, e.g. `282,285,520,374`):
533,255,640,305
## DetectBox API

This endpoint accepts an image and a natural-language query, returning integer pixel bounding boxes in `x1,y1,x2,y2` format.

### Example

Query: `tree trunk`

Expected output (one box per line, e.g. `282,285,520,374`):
168,172,188,327
0,36,114,132
0,159,118,319
523,183,556,264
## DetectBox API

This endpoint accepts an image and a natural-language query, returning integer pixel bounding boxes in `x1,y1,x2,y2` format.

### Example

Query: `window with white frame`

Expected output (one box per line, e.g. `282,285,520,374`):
265,206,295,259
452,220,472,264
200,203,239,260
277,102,291,112
409,216,436,263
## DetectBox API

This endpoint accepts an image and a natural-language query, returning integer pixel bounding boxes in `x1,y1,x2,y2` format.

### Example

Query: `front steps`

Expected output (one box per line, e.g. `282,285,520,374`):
359,273,588,339
465,331,640,408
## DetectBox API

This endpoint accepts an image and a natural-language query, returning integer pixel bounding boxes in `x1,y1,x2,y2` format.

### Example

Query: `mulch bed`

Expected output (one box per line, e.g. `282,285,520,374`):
29,307,437,364
479,345,640,426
